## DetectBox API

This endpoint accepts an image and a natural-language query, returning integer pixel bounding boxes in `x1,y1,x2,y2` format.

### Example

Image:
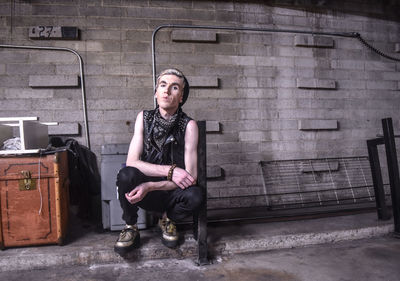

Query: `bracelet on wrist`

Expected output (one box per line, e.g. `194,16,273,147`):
167,164,176,181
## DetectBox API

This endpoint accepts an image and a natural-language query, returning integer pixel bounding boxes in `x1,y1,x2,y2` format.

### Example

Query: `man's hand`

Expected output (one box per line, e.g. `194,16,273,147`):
172,167,195,190
125,183,149,205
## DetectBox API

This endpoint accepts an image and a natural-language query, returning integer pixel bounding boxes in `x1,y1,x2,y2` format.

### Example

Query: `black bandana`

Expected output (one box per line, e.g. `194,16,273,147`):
151,109,179,151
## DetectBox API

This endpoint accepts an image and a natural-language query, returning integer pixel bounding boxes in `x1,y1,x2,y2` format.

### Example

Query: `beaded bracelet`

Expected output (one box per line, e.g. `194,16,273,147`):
167,164,176,181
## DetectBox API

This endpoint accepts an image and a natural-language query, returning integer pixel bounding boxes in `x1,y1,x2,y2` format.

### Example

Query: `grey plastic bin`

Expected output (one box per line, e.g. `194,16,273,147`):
101,143,147,230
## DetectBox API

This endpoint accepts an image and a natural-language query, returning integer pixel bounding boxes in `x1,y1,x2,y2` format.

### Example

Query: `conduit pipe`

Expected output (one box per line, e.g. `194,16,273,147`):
151,24,400,107
0,44,90,149
151,24,358,95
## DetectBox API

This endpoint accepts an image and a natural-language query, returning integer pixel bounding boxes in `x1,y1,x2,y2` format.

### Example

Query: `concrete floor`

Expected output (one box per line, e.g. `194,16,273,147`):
1,236,399,281
0,211,394,272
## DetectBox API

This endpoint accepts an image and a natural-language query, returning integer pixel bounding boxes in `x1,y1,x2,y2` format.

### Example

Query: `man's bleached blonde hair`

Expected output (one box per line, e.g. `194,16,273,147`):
156,68,186,89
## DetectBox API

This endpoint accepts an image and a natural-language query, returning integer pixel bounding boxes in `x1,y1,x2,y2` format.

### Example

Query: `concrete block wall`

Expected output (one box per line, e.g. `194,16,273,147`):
1,0,400,211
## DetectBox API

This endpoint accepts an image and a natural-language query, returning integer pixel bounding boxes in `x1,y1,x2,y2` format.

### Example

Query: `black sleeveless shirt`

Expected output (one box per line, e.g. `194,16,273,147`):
142,108,192,169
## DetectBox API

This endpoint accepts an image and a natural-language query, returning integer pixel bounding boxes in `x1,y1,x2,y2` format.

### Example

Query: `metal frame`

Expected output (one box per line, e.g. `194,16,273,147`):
367,118,400,236
0,44,90,149
194,120,209,265
259,156,374,210
151,24,359,107
366,137,390,220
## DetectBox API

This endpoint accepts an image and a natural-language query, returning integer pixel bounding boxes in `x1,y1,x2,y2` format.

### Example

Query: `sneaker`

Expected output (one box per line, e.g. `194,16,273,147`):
158,217,179,248
114,224,140,255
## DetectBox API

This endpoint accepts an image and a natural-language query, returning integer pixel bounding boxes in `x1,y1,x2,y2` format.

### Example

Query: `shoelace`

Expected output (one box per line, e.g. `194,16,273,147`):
119,229,128,239
120,227,135,239
166,221,176,234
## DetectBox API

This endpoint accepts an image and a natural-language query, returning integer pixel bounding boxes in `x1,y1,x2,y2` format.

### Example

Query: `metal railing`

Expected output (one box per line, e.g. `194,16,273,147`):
259,156,375,210
0,44,90,149
367,118,400,236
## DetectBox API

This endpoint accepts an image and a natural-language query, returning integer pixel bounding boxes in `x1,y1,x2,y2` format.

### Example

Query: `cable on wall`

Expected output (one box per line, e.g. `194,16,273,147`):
151,24,400,101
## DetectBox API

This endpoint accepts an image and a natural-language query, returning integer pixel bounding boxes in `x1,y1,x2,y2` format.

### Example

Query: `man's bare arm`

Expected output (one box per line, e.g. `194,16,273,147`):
125,180,177,204
126,111,171,177
182,119,198,183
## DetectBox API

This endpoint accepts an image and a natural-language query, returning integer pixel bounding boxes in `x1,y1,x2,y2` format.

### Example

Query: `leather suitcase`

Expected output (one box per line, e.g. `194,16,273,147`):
0,151,69,249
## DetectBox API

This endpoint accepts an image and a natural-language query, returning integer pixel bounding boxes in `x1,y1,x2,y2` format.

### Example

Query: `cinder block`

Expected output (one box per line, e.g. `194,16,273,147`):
56,64,83,75
207,188,220,198
295,57,317,68
32,4,79,17
382,71,400,81
300,161,339,172
215,55,256,66
366,80,397,90
218,142,242,153
395,43,400,53
29,75,79,87
365,61,396,72
298,119,338,131
48,122,80,135
7,64,56,75
86,76,126,88
195,43,236,56
207,153,240,166
85,29,125,40
189,76,219,88
86,41,104,52
207,165,223,179
171,30,217,42
206,121,221,133
239,131,269,142
5,88,54,99
331,60,364,70
273,14,294,25
271,57,295,67
0,51,29,63
193,89,235,99
0,99,33,110
243,141,260,153
169,53,214,65
296,78,336,89
209,176,241,190
294,35,334,48
339,80,365,89
30,52,77,64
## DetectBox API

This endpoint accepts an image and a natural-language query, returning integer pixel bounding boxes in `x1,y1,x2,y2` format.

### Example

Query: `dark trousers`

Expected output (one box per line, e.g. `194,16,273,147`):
116,166,204,225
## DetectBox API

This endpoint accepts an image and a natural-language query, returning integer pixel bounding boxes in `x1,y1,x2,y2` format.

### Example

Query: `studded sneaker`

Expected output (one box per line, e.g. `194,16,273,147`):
158,217,179,248
114,224,140,255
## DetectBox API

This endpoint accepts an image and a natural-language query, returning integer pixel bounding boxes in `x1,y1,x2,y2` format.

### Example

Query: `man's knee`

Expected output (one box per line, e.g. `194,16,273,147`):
116,166,143,194
186,186,205,210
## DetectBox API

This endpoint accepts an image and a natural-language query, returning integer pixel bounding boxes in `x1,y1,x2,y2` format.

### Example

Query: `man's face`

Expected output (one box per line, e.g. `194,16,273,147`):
155,74,184,112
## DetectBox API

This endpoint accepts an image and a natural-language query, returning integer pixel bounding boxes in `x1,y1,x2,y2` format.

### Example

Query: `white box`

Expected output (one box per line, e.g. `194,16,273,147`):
0,117,49,155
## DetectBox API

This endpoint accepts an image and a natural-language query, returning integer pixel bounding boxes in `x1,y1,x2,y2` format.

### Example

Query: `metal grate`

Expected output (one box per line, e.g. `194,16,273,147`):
259,156,382,210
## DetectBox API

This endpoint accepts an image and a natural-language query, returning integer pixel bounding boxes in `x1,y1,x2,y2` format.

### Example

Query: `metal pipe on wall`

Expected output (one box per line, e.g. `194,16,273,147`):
151,24,360,107
0,44,91,149
151,24,400,108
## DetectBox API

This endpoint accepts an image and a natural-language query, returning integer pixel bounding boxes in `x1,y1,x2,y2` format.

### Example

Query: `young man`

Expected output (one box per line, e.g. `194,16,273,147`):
114,68,204,255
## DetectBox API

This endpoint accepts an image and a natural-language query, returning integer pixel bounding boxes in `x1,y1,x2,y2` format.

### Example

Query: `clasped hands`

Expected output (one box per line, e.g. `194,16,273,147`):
125,166,195,205
170,166,195,190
